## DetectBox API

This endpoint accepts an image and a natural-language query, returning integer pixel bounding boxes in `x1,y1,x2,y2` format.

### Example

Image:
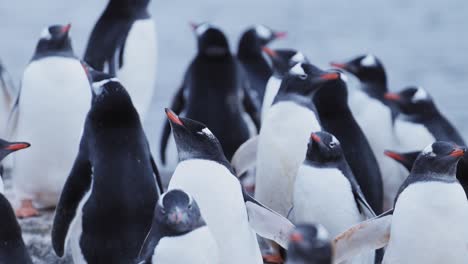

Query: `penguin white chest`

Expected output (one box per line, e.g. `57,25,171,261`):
153,226,219,264
168,160,262,264
394,119,435,151
118,18,157,120
293,166,362,237
14,57,90,207
256,102,321,216
385,182,468,264
260,76,282,119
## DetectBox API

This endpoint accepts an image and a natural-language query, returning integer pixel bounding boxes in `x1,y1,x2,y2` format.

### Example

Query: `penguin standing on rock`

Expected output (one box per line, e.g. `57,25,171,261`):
335,142,468,264
385,86,465,151
0,139,32,264
313,71,383,214
286,224,333,264
52,72,161,263
237,25,286,109
165,109,294,264
84,0,157,120
13,24,91,218
160,23,260,164
293,131,375,264
137,189,218,264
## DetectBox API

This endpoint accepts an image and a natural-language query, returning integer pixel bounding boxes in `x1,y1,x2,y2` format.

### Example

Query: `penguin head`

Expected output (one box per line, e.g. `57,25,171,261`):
286,223,333,264
331,54,386,86
306,131,344,165
165,109,228,163
155,190,204,233
35,24,73,55
108,0,150,13
0,139,30,163
263,48,309,77
238,25,286,53
413,141,466,176
191,22,230,57
312,69,349,113
384,150,420,172
384,86,435,117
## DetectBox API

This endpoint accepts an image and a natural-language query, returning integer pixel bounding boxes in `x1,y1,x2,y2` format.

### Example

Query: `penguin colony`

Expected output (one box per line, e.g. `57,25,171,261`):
0,1,467,264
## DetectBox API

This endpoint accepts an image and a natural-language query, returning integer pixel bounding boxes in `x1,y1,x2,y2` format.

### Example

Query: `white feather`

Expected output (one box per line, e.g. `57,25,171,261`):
412,87,429,102
360,55,377,67
261,76,282,119
289,63,305,75
290,52,305,64
394,118,436,152
255,25,272,39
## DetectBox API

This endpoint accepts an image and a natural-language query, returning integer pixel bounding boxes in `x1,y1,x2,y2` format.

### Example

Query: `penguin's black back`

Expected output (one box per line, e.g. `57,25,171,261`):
84,0,149,73
314,84,383,214
79,98,158,263
183,55,251,160
0,194,32,264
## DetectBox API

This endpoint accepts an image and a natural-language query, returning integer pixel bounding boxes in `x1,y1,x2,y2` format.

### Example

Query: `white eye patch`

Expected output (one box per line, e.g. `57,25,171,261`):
412,87,429,102
92,77,119,95
290,52,306,64
361,55,377,67
316,224,329,241
201,127,215,139
289,63,306,75
40,28,52,40
255,25,272,39
422,144,436,157
158,191,168,208
196,23,211,35
331,135,340,145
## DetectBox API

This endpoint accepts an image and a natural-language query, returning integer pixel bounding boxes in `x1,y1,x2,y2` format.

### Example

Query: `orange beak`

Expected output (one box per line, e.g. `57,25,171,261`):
165,109,184,126
5,143,30,151
320,72,340,80
384,93,401,101
262,47,278,58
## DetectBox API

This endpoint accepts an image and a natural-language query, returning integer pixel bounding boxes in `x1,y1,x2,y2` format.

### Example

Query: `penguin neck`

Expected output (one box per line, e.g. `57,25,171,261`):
273,93,318,113
304,158,343,170
237,33,263,59
104,0,150,18
178,149,235,175
397,105,439,124
32,40,74,61
314,87,350,115
90,96,140,126
361,80,388,101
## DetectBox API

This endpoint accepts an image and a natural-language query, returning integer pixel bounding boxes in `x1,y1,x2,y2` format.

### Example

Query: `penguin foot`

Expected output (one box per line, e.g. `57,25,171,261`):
262,254,284,264
15,199,40,218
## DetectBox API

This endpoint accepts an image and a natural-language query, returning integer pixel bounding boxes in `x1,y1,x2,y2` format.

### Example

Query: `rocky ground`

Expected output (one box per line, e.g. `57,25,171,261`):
1,0,467,263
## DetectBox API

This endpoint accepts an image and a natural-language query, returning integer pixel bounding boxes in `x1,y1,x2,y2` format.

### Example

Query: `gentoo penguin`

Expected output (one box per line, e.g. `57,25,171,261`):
0,139,32,264
137,189,218,264
0,60,16,136
334,141,468,264
52,72,161,263
385,149,468,198
293,131,375,264
261,48,309,119
256,63,332,217
313,70,383,214
331,55,402,210
165,109,294,264
385,86,465,150
237,25,286,110
160,23,260,164
286,224,332,264
84,0,157,120
13,24,91,218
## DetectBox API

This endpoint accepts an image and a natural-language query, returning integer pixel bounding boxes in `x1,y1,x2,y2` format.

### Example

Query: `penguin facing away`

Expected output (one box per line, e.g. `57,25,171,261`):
293,131,375,264
256,63,338,217
52,72,161,263
313,71,383,214
385,86,465,150
237,25,286,109
137,189,218,264
0,140,32,264
334,141,468,264
286,223,333,264
261,47,309,119
13,24,91,218
331,55,402,211
84,0,157,119
160,23,260,165
165,109,295,264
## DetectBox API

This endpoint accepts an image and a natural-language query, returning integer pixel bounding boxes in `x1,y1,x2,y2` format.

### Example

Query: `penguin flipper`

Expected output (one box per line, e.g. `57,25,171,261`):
52,151,92,257
243,191,295,248
137,220,164,263
150,155,164,193
231,135,259,177
160,87,185,165
333,209,393,263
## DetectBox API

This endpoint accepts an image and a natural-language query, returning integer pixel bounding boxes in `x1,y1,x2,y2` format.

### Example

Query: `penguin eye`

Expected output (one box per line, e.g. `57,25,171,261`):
329,142,336,148
298,74,308,80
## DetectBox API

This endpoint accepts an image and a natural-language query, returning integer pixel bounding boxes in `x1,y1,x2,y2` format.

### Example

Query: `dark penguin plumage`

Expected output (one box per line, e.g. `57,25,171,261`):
313,72,383,214
263,48,309,79
237,25,286,109
0,140,32,264
137,189,217,263
385,86,465,145
286,224,332,264
32,24,74,61
52,69,162,263
160,23,260,164
84,0,150,73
